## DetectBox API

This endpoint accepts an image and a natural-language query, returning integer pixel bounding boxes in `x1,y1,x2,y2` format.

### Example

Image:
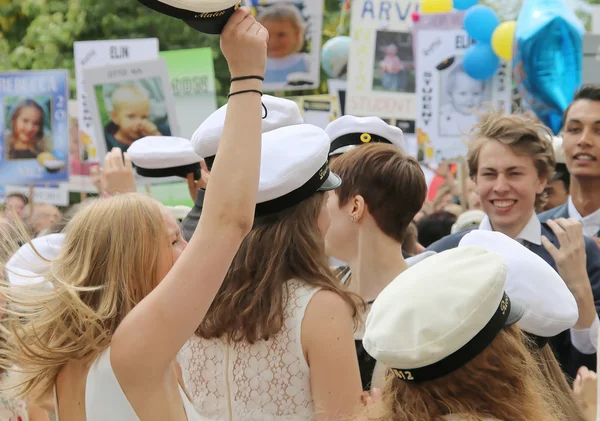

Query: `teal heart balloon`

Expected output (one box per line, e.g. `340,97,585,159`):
513,0,584,134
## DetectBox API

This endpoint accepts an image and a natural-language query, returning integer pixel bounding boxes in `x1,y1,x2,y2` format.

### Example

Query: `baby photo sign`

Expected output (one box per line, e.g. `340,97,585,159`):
0,70,69,184
83,58,180,184
73,39,159,165
414,24,511,163
346,0,418,120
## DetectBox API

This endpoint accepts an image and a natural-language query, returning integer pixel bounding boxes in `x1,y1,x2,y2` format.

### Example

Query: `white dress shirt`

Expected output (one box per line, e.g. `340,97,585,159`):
568,196,600,237
479,212,598,354
479,212,542,246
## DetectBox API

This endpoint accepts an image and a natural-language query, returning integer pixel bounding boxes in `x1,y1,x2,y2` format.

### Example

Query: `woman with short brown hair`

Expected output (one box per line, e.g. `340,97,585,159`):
324,117,428,391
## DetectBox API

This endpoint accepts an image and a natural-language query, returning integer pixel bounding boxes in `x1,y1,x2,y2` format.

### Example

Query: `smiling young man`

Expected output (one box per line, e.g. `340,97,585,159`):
540,86,600,241
427,111,600,380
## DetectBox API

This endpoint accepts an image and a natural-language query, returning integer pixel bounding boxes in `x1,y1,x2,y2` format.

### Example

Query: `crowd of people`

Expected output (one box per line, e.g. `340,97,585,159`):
0,7,600,421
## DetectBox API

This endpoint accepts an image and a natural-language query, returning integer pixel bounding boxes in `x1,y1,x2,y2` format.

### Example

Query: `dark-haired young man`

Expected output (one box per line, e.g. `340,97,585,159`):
541,85,600,240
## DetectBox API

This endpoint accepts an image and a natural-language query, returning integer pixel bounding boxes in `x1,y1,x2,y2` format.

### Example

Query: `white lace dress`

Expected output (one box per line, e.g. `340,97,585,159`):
179,279,321,421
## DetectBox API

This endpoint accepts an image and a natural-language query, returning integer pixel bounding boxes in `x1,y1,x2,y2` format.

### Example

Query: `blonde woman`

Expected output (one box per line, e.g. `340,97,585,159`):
0,8,267,421
361,247,561,421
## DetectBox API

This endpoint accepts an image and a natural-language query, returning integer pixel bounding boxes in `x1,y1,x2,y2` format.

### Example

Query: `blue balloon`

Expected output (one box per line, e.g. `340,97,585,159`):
463,5,500,43
454,0,478,11
462,43,500,81
514,0,584,134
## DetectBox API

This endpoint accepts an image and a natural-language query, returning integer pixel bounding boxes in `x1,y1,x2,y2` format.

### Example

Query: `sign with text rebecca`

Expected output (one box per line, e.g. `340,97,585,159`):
0,184,69,206
0,70,69,184
414,22,511,162
346,0,418,120
73,39,159,167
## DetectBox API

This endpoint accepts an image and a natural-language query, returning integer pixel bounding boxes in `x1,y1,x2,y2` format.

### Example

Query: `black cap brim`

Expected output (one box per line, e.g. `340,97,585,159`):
183,6,237,34
138,0,240,35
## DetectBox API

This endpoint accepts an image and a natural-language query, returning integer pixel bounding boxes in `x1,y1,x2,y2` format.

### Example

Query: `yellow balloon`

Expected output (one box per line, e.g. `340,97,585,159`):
491,21,517,61
421,0,453,14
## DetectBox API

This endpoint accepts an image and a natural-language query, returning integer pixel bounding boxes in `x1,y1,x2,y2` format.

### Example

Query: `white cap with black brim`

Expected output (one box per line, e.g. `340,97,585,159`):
254,124,340,218
326,115,406,156
137,0,241,34
363,247,524,383
128,136,203,180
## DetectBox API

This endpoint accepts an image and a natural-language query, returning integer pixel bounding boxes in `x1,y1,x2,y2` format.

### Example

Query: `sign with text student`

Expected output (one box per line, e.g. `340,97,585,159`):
414,24,511,163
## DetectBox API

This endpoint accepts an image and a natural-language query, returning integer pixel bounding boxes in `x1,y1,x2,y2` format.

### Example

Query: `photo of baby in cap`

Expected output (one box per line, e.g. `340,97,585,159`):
372,31,415,93
256,2,312,85
98,80,172,153
439,59,490,137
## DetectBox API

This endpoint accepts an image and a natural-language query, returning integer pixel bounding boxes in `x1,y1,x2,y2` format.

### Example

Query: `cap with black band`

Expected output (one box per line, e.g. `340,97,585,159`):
128,136,203,180
363,247,525,383
390,292,516,382
137,0,242,34
325,115,406,157
255,126,340,217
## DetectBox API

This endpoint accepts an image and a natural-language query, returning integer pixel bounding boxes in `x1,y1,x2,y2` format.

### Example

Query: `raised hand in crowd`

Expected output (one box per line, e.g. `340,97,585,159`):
99,147,137,196
542,218,598,330
573,365,597,421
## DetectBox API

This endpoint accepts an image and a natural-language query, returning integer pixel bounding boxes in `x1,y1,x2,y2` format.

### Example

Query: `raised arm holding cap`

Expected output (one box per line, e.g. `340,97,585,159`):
110,1,268,388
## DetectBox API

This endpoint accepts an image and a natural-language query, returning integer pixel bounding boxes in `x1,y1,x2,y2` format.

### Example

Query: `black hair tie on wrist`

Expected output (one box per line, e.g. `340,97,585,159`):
227,89,267,119
230,75,265,82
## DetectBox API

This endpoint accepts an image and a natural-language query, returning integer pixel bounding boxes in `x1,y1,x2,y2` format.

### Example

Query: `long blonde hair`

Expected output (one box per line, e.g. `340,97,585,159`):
0,193,166,402
362,326,561,421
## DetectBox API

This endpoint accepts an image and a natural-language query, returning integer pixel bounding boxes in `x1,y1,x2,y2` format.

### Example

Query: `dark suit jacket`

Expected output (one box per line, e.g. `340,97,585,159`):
538,203,570,225
426,220,600,380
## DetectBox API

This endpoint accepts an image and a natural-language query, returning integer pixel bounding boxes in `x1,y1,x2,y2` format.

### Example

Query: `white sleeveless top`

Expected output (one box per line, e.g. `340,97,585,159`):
179,279,321,421
54,347,205,421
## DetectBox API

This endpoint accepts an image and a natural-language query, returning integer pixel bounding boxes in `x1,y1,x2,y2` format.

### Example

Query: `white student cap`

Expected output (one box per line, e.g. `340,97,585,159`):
451,210,486,234
128,136,203,180
6,233,64,290
458,230,578,340
325,116,406,156
192,95,303,168
255,124,340,216
165,205,193,221
363,247,524,383
137,0,241,34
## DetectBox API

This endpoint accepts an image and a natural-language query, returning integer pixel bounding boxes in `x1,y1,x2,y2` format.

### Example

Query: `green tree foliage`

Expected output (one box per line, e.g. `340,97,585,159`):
0,0,348,105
